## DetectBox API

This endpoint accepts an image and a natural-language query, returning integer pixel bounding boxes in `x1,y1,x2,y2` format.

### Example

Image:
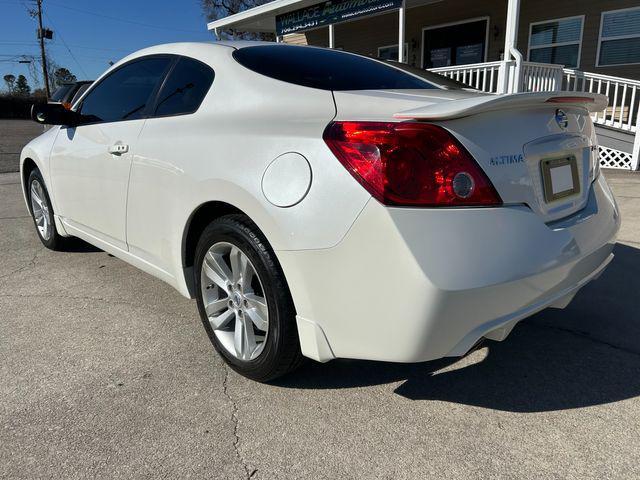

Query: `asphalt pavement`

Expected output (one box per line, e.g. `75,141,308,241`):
0,119,44,173
1,161,639,478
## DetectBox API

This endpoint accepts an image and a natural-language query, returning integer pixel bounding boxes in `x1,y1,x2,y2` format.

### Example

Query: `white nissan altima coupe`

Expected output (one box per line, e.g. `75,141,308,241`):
22,42,619,381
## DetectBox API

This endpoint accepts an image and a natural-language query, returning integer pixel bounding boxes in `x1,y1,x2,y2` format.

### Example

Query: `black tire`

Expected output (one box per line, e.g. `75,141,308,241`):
27,169,68,251
194,214,304,382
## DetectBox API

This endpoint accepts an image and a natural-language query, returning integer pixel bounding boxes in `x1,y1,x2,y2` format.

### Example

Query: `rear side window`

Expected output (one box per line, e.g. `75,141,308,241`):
233,45,438,91
154,57,214,116
79,57,170,124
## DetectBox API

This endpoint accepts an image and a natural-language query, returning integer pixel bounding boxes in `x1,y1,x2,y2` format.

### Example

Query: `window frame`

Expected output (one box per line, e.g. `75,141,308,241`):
527,15,584,69
420,16,490,69
596,6,640,68
74,54,176,127
148,55,216,119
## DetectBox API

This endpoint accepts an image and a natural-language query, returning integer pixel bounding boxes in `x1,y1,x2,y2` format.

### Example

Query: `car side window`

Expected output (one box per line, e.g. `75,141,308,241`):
78,57,171,124
153,57,214,117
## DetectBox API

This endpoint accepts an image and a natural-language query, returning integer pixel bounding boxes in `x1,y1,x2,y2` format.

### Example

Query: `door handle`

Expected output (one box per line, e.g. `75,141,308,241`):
108,143,129,155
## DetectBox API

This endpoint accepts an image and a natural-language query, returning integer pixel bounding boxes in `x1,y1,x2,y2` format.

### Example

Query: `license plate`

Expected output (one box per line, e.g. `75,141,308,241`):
540,155,580,203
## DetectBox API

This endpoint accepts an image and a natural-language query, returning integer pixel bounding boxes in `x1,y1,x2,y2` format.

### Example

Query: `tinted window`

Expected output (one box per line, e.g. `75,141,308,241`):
50,84,74,102
233,45,438,91
70,82,92,105
154,57,214,116
79,57,170,123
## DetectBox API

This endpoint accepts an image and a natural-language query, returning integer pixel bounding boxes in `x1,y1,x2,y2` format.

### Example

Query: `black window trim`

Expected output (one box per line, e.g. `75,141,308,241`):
72,54,177,127
146,55,216,120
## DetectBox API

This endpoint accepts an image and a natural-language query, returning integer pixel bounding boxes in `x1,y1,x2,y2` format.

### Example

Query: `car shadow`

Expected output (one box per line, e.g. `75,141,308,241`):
62,237,102,253
273,242,640,412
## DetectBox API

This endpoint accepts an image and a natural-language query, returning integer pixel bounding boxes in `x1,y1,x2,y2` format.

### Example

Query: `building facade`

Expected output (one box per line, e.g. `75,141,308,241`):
296,0,640,81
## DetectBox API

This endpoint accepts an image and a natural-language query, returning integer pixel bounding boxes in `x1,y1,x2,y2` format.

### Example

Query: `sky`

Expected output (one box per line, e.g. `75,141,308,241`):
0,0,216,91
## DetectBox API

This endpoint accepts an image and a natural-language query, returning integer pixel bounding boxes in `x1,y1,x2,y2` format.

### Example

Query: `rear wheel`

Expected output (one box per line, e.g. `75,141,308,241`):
194,214,304,382
27,169,67,250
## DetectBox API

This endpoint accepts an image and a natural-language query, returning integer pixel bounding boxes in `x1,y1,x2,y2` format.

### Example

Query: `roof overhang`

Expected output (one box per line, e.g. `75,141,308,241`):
207,0,443,33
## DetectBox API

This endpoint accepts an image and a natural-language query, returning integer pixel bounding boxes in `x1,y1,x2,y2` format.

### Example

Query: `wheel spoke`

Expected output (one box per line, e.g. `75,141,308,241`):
230,246,253,286
205,297,229,317
245,294,268,331
246,308,267,332
234,313,246,359
203,251,232,292
242,317,257,359
31,183,41,202
210,308,234,330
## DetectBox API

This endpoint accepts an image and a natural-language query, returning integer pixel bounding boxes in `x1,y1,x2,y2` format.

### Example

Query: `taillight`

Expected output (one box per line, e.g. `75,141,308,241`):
546,96,595,104
323,121,502,207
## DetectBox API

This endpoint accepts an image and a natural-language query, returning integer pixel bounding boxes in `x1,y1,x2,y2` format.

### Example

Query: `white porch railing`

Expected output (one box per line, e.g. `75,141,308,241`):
431,61,564,94
522,62,564,92
429,61,640,170
562,70,640,134
430,61,503,93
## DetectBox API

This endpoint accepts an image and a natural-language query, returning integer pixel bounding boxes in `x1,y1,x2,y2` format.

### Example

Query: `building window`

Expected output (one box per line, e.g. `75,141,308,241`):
528,16,583,68
597,7,640,67
422,18,489,69
377,44,408,63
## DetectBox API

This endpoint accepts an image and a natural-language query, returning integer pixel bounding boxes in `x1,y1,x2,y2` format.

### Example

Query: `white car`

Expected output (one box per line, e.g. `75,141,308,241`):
21,42,620,381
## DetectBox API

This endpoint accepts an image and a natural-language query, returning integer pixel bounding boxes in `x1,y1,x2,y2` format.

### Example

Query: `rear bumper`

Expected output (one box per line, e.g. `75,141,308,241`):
277,175,620,363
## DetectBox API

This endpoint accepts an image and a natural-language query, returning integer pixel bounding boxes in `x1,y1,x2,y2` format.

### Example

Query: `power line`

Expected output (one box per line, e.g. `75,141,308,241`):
45,1,205,34
43,9,89,78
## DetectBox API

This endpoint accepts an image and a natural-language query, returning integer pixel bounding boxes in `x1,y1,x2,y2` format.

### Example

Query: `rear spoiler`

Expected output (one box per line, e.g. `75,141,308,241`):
393,92,609,121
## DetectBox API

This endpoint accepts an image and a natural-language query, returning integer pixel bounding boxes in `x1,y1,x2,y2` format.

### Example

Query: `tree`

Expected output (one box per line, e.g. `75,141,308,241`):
14,75,31,96
201,0,274,40
3,74,16,93
53,67,76,88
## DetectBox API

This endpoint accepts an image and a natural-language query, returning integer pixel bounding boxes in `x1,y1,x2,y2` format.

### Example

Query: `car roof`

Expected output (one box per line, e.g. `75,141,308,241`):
121,40,302,60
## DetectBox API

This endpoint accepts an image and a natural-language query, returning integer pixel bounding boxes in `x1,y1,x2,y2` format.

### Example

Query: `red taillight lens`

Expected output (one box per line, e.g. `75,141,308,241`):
323,121,502,207
546,96,595,104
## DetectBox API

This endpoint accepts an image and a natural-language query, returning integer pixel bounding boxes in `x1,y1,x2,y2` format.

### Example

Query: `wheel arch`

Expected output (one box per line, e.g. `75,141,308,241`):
21,157,39,212
182,201,243,268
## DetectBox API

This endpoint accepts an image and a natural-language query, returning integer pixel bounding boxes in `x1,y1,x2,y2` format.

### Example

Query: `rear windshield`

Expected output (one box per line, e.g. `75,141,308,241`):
50,84,74,102
233,45,444,91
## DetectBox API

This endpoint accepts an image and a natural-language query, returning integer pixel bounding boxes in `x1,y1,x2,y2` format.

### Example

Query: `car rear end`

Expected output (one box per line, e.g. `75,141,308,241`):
230,44,619,363
281,90,619,363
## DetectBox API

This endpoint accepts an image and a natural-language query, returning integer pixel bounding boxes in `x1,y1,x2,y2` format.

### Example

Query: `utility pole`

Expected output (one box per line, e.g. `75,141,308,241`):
36,0,50,98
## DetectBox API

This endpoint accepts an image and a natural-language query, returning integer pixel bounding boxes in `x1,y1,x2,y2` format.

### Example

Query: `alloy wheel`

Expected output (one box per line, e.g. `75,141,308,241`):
200,241,269,361
30,179,52,241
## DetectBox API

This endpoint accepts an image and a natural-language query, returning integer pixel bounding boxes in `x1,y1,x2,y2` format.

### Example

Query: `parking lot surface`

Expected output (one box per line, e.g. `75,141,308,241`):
1,168,639,479
0,120,44,173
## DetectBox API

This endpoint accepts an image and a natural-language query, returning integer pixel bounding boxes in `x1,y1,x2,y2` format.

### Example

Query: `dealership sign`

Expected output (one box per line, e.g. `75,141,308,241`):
275,0,403,36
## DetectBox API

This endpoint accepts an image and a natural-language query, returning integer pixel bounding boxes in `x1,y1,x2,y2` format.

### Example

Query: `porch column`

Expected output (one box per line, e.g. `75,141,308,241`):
398,0,405,62
502,0,523,93
632,112,640,170
329,24,335,48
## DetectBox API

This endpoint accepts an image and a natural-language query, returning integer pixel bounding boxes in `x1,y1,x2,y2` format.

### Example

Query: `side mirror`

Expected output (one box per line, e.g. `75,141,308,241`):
31,102,79,126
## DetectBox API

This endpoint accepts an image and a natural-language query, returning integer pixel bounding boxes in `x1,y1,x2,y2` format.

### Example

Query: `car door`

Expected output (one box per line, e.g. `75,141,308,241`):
126,56,215,271
49,56,173,250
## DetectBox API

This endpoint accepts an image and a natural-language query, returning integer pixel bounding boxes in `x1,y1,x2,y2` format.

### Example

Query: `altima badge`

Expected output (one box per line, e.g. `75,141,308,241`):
555,109,569,130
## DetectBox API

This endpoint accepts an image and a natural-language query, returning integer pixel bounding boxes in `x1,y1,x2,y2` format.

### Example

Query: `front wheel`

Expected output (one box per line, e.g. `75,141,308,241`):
194,214,304,382
27,169,67,250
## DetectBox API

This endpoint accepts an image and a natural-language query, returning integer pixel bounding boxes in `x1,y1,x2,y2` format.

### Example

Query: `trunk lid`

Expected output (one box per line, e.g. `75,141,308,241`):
332,90,606,222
